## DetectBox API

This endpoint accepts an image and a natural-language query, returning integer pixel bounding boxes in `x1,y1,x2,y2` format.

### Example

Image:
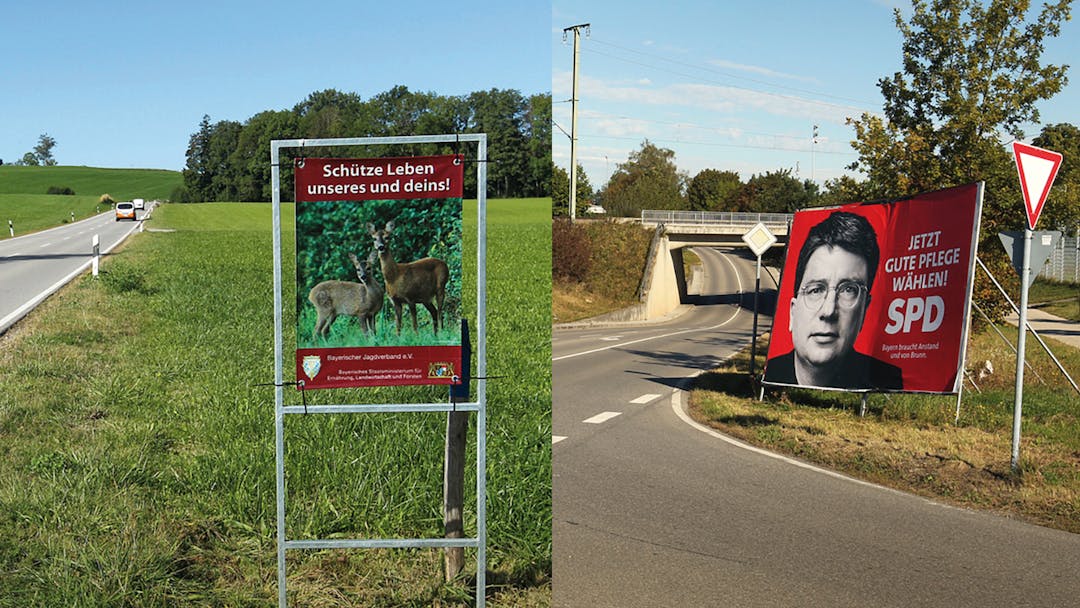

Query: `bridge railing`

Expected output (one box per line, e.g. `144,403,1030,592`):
641,210,792,227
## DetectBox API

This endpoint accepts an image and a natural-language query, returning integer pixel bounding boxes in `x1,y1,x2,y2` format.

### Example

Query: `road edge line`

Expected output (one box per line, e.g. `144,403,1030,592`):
671,385,922,495
0,219,142,335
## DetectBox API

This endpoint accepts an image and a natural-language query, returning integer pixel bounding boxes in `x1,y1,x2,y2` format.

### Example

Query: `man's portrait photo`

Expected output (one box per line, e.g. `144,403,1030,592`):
764,210,904,391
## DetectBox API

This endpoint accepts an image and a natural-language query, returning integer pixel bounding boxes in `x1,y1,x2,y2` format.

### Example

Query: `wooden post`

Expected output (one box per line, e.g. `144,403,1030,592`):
444,410,468,579
444,319,471,580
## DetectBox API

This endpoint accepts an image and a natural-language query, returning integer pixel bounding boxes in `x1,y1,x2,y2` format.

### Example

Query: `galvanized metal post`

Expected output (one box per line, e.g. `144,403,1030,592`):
749,254,761,378
270,140,287,608
1011,228,1032,470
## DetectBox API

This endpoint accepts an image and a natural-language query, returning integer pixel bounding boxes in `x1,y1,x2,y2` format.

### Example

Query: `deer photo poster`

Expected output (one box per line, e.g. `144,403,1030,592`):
294,155,464,389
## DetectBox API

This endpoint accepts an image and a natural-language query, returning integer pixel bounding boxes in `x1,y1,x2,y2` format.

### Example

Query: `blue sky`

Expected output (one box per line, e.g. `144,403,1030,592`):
1,1,550,171
552,0,1080,190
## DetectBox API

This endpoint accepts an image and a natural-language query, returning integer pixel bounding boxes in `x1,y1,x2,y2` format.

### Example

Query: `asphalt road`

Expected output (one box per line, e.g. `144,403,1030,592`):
552,246,1080,607
0,208,147,334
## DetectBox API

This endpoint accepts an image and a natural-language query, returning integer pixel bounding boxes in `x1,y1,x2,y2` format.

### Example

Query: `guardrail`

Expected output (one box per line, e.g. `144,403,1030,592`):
641,210,792,226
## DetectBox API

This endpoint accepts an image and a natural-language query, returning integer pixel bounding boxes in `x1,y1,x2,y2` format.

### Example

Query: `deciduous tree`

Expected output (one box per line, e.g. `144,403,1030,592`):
602,140,687,217
33,133,57,166
736,169,816,213
848,0,1070,230
847,0,1072,323
552,162,594,217
687,169,741,211
1032,122,1080,232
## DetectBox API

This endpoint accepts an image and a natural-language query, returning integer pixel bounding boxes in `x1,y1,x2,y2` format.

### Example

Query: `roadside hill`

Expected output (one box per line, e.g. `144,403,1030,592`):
0,165,182,201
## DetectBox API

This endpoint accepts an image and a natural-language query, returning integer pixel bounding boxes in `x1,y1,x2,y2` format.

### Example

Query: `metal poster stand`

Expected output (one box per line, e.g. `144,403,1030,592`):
270,134,488,607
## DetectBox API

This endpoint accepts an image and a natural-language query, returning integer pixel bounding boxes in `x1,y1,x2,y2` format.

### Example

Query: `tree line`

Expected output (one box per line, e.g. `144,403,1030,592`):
178,87,551,202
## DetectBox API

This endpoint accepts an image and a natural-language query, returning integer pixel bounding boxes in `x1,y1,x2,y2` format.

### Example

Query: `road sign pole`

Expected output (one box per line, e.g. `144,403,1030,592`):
1011,228,1032,470
741,222,777,384
750,254,761,378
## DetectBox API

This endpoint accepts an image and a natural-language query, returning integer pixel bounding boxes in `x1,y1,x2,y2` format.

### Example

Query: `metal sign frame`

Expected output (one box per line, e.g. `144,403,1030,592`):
270,134,488,607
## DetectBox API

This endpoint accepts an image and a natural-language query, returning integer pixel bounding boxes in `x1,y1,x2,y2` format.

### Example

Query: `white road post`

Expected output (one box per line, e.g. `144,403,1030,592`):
92,234,100,277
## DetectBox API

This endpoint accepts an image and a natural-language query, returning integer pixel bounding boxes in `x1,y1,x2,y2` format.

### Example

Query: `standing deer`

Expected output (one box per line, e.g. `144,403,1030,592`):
307,250,384,340
368,220,449,336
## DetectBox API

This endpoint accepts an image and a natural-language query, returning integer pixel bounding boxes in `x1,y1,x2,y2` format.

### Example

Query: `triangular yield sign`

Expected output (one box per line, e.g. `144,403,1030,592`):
1012,141,1063,230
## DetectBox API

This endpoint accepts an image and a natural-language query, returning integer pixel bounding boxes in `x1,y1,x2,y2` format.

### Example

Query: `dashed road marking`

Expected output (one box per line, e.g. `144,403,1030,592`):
630,393,662,405
553,436,567,444
583,411,622,424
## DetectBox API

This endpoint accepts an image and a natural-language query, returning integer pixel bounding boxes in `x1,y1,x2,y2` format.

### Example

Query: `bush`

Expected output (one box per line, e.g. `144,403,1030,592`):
552,218,591,282
582,220,653,298
99,194,116,207
170,184,196,203
46,186,76,195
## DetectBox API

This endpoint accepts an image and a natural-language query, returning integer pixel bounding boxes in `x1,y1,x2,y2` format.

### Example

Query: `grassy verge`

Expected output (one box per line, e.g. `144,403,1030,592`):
1029,279,1080,321
553,221,653,323
690,329,1080,533
0,199,550,606
0,193,113,238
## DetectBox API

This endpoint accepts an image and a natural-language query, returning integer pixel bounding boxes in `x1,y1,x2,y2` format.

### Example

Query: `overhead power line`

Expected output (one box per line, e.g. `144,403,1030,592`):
581,37,878,115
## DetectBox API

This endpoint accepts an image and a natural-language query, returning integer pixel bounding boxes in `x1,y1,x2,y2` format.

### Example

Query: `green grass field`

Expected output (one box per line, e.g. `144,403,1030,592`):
0,165,181,199
0,198,551,606
0,165,182,239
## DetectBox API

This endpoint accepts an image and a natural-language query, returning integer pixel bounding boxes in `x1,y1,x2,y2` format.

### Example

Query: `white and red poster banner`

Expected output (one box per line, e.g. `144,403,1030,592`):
763,183,982,394
294,154,464,389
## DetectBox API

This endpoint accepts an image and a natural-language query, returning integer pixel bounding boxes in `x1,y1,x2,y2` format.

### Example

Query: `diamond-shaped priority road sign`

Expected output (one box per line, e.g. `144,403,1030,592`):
742,222,777,257
1012,141,1063,230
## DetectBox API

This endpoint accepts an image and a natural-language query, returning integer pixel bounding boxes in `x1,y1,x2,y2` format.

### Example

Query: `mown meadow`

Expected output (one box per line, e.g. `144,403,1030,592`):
0,198,551,606
0,166,181,238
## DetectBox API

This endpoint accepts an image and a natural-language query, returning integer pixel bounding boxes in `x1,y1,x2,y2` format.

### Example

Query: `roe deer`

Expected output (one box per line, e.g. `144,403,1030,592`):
308,250,384,340
367,220,449,335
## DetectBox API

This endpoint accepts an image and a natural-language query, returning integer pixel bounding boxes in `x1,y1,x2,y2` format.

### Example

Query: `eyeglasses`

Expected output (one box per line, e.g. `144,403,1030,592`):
796,280,867,310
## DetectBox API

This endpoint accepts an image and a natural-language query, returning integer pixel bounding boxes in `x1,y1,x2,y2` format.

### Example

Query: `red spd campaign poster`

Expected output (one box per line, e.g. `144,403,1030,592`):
763,183,982,394
294,155,464,389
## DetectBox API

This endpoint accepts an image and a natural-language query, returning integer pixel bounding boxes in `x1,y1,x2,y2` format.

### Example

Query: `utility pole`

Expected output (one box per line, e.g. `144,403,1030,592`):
811,124,819,184
564,23,589,222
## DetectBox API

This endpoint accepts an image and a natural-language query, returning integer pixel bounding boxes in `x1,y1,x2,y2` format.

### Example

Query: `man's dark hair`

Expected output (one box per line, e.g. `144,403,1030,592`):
793,211,879,292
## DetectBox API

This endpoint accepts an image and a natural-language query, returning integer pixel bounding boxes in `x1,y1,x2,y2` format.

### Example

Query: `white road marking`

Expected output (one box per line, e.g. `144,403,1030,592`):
630,393,662,405
600,335,623,341
554,250,749,362
554,314,741,362
583,411,622,424
39,242,52,248
553,436,567,444
669,389,951,505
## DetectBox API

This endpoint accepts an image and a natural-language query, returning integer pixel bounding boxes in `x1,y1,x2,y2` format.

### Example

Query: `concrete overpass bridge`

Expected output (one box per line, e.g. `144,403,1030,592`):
635,210,794,321
640,210,793,246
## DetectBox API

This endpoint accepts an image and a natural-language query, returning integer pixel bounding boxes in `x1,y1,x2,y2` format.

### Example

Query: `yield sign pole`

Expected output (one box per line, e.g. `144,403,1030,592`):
1009,142,1063,470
